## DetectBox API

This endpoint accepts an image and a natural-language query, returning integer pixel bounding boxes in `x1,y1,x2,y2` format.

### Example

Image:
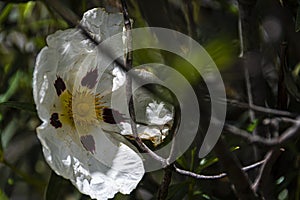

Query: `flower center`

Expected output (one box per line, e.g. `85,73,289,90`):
59,88,105,127
73,90,104,126
76,102,90,117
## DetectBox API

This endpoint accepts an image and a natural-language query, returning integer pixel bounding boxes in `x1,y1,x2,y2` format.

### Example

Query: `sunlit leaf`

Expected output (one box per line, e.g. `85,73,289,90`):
196,146,239,173
196,157,219,173
278,189,288,200
204,38,236,70
0,4,13,26
276,176,285,185
204,194,212,199
246,119,258,132
0,189,9,200
23,1,35,19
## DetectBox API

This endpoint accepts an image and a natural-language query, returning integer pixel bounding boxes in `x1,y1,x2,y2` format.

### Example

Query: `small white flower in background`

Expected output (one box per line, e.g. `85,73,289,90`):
120,101,173,146
146,101,173,125
33,8,173,200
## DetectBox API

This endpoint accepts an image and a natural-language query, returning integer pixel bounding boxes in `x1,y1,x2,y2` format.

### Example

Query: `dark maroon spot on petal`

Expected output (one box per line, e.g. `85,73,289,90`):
50,113,62,128
81,68,98,89
54,76,66,96
80,135,96,154
102,108,125,124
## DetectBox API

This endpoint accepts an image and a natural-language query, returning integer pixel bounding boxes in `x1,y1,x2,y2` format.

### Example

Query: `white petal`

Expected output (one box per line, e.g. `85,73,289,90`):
33,8,144,200
112,66,126,92
37,125,144,199
120,122,166,146
146,101,173,125
81,8,124,42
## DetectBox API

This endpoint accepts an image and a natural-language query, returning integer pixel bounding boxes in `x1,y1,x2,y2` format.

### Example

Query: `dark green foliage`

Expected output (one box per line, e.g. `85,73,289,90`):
0,0,299,200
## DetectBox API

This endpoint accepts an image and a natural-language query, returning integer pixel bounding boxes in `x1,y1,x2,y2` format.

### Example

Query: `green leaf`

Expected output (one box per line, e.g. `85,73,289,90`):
176,155,188,169
113,193,130,200
296,6,300,32
166,181,189,200
190,147,197,171
0,188,9,200
0,72,21,103
278,189,288,200
45,171,84,199
229,145,240,152
246,119,259,132
0,4,13,25
204,38,236,70
23,1,36,19
1,118,18,149
0,101,36,112
45,171,65,200
196,157,219,173
196,146,239,173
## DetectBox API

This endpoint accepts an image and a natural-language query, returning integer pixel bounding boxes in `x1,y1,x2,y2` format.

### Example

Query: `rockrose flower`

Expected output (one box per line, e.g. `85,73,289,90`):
33,8,173,199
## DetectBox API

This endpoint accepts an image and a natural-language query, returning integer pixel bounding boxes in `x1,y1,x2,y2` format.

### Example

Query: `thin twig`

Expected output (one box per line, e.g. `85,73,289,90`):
238,0,266,184
121,0,137,137
166,102,181,165
209,97,296,117
120,3,180,199
263,117,295,137
157,103,181,199
244,63,260,168
174,159,266,180
137,137,167,167
224,117,300,147
119,0,169,168
244,67,256,122
276,117,299,123
277,42,288,109
228,99,296,117
252,149,282,193
120,0,131,32
253,118,282,197
213,137,259,199
157,165,173,200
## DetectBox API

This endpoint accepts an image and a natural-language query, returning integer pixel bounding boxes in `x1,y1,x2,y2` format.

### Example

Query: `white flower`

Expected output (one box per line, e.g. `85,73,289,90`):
120,101,173,146
146,101,173,125
33,8,145,200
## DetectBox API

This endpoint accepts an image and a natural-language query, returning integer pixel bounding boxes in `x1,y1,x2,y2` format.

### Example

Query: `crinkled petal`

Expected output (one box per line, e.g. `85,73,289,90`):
146,101,173,125
37,125,144,199
109,68,174,146
33,8,144,200
120,122,166,146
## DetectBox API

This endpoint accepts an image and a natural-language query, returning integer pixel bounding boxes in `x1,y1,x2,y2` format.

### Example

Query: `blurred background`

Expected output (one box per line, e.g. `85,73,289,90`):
0,0,299,199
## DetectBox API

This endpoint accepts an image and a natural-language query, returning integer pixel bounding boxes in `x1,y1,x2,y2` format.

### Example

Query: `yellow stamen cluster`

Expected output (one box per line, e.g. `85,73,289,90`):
59,89,105,128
